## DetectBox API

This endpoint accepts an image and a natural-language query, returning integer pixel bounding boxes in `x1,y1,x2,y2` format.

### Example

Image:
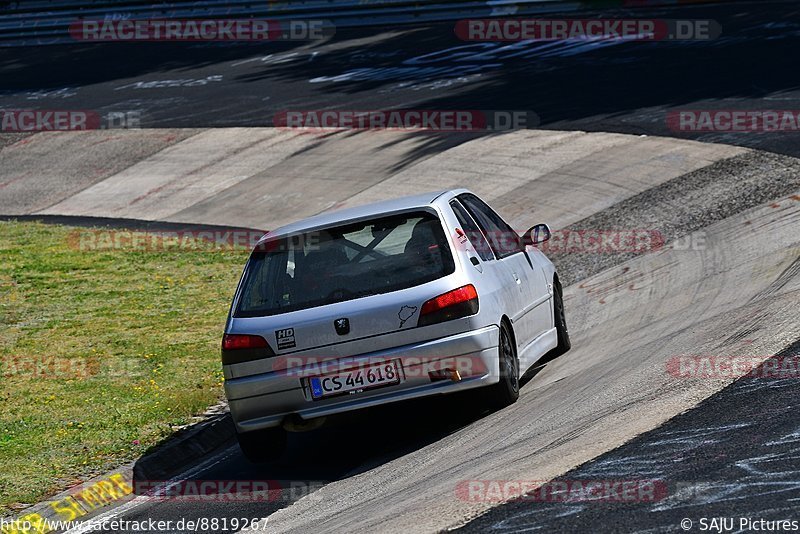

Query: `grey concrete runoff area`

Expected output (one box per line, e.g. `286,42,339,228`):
1,128,799,532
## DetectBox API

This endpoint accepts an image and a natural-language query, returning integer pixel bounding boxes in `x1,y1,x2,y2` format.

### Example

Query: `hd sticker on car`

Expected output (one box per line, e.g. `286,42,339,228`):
275,328,296,350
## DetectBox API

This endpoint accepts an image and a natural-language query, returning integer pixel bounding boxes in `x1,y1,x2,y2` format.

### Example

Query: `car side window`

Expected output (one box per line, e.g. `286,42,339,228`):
458,194,522,259
450,200,494,261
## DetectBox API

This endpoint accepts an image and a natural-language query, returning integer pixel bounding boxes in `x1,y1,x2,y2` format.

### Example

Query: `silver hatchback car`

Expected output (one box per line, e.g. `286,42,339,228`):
222,189,570,461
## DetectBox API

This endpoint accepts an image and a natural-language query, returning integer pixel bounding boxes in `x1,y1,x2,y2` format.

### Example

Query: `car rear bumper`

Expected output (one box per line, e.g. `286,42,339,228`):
224,325,500,433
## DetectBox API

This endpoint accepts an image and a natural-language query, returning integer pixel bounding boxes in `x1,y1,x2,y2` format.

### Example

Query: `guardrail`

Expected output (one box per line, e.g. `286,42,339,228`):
0,0,731,46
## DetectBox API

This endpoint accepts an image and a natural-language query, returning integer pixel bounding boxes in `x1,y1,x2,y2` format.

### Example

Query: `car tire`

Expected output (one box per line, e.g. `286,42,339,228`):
236,426,287,463
552,278,571,356
486,321,520,409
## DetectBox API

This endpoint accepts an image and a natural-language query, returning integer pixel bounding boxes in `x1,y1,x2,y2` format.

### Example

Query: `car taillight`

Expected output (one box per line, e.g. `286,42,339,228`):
222,334,268,350
221,334,275,365
418,284,479,327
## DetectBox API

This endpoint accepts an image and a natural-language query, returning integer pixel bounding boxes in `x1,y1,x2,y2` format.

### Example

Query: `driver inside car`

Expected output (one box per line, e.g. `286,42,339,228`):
296,231,350,304
403,219,442,274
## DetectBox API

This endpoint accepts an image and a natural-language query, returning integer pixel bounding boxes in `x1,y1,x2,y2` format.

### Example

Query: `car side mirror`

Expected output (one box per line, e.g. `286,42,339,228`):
523,223,551,247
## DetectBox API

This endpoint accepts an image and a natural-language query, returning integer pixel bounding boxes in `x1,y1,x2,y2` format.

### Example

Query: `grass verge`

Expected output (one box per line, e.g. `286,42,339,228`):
0,221,249,514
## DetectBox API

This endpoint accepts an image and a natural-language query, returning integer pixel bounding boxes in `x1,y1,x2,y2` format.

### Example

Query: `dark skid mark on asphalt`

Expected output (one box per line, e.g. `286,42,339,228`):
2,2,800,156
456,339,800,533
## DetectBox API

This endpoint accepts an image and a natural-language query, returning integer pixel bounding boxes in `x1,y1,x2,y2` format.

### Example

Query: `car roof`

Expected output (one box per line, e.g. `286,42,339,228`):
258,189,469,241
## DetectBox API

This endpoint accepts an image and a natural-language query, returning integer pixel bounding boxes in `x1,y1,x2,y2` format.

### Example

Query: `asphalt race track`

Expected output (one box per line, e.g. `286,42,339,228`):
458,340,800,532
2,1,800,156
1,1,800,533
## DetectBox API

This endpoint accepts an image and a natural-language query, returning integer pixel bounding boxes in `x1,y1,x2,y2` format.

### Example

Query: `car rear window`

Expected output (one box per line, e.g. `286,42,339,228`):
234,211,455,317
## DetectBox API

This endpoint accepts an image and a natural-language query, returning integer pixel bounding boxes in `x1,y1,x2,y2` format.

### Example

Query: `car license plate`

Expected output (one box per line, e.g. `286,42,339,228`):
309,360,400,399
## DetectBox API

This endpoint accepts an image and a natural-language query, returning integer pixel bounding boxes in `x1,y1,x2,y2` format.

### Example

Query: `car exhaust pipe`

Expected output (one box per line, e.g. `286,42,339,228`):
282,413,326,432
429,369,462,382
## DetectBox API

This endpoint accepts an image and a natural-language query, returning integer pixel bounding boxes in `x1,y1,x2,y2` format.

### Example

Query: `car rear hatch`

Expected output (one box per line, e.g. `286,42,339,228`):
223,209,477,378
